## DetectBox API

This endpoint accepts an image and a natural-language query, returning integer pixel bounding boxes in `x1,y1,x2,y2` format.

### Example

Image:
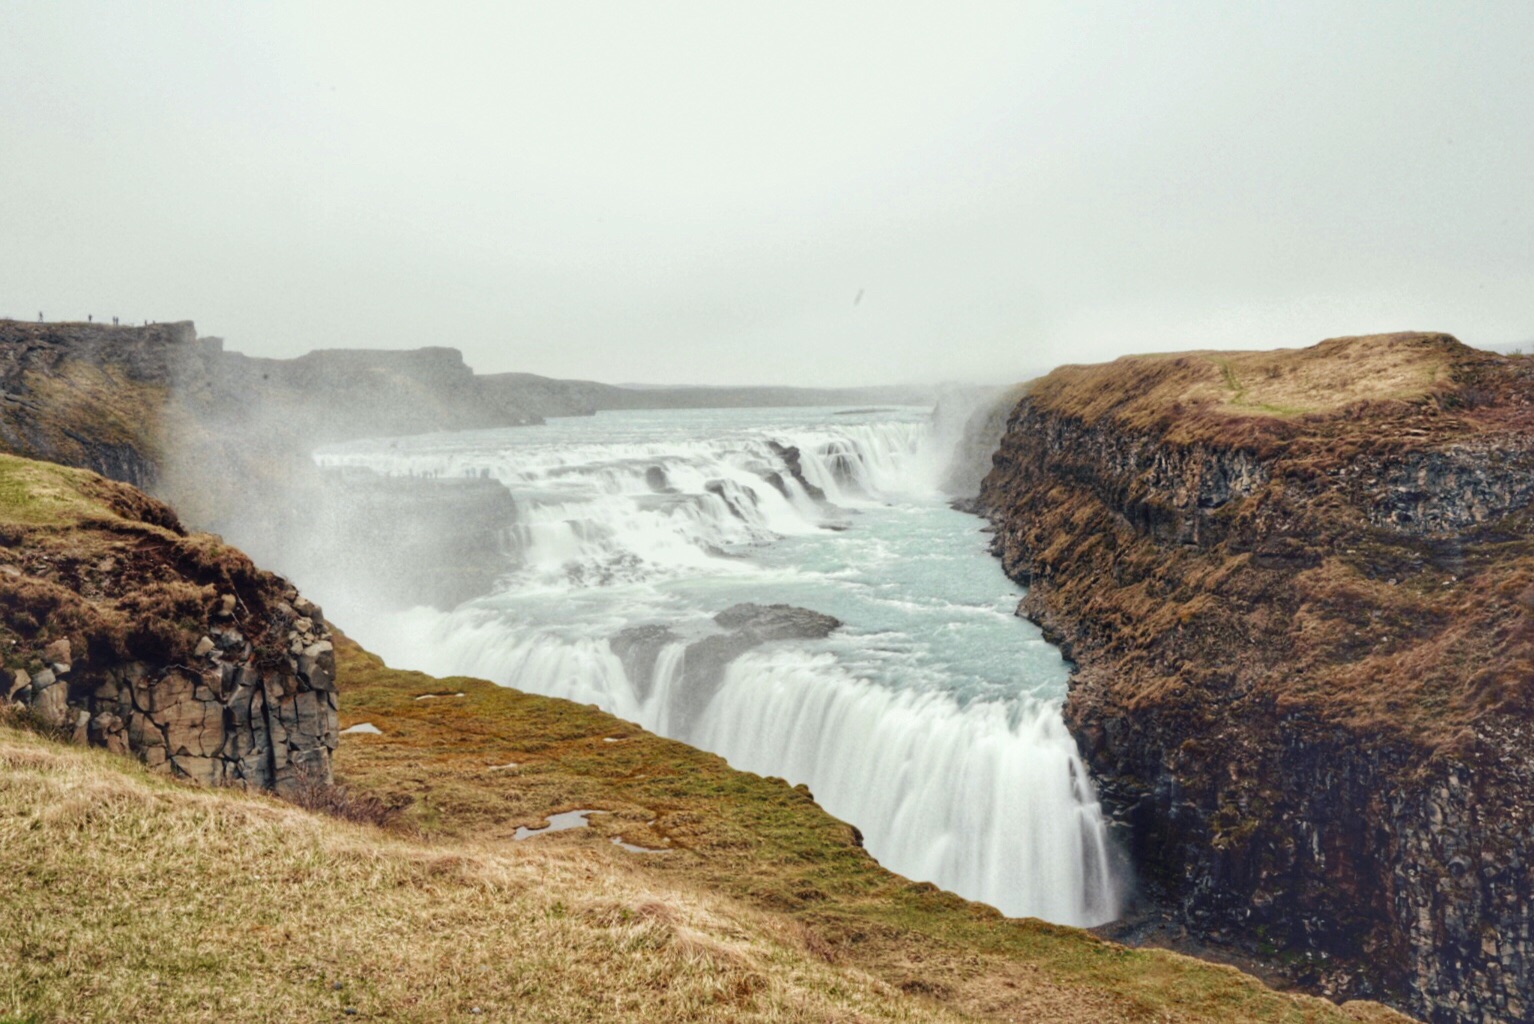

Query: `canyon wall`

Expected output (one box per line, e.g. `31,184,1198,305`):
0,319,933,495
979,334,1534,1024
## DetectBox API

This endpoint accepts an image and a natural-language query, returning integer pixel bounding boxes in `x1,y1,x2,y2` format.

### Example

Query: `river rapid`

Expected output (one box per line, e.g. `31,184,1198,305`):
313,405,1121,927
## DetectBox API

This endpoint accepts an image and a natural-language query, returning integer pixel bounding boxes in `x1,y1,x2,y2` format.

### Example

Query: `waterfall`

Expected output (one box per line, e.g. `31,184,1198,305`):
696,649,1119,925
312,407,1122,927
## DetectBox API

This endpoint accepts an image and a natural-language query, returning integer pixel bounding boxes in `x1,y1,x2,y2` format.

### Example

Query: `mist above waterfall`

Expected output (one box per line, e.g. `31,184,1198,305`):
8,5,1533,384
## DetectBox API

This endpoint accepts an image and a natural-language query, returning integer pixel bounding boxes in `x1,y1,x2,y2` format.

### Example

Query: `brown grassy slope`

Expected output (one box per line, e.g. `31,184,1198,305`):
978,333,1534,1014
0,453,295,674
996,332,1534,745
316,638,1409,1024
1031,333,1460,433
0,724,954,1024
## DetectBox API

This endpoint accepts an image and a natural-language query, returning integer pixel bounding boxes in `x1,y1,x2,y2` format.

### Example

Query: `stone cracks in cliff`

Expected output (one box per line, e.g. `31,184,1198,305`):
1338,438,1534,537
7,582,339,795
0,459,339,794
1026,406,1270,551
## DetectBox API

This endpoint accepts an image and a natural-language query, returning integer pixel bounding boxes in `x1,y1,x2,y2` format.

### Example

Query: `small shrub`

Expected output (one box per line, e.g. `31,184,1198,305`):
285,770,406,829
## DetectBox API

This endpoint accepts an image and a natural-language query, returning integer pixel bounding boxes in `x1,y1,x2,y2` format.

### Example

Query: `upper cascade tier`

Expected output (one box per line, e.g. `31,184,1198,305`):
316,414,938,589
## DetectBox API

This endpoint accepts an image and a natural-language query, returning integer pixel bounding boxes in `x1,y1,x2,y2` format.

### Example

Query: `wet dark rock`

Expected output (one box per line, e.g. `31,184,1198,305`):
816,440,862,490
644,465,676,493
766,441,827,503
713,603,842,641
675,605,842,731
704,479,758,521
609,624,681,702
756,469,791,498
613,604,843,742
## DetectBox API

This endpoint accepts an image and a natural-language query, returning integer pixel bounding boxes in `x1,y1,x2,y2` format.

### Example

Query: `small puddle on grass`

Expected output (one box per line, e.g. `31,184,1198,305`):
513,810,603,840
510,810,671,853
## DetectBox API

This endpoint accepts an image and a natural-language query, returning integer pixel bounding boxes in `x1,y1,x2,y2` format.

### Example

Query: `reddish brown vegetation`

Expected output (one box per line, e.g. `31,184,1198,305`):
998,333,1534,745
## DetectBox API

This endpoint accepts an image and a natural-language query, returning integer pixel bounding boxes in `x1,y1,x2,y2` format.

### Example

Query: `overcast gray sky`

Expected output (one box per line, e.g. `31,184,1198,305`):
1,2,1530,386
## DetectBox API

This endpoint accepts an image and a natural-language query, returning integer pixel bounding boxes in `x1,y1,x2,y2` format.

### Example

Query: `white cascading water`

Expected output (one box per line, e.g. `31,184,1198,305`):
313,406,1121,926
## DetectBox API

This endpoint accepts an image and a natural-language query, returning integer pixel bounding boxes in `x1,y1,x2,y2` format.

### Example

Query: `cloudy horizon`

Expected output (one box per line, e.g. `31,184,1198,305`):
2,2,1531,386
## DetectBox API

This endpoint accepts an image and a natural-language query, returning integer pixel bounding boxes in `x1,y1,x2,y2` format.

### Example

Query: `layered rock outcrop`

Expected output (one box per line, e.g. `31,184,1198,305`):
978,334,1534,1024
0,320,197,487
0,453,338,793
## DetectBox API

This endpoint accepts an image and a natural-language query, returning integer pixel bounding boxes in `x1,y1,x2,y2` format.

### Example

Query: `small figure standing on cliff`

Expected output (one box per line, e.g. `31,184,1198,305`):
37,312,42,322
112,316,118,326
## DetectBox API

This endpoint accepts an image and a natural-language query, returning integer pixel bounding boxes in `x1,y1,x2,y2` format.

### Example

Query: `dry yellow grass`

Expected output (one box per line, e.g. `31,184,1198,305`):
0,725,961,1024
0,666,1416,1024
1028,332,1461,445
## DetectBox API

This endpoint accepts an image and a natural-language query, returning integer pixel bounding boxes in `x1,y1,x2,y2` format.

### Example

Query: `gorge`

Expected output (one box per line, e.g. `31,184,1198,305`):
4,319,1529,1023
978,334,1534,1024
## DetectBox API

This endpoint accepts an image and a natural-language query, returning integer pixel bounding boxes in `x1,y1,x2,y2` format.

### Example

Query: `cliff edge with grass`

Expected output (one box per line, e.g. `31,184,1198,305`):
977,333,1534,1024
0,453,337,792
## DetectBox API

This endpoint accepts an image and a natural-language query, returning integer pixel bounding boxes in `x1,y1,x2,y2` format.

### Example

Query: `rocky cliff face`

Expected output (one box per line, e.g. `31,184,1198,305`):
978,334,1534,1024
0,320,588,494
0,453,338,794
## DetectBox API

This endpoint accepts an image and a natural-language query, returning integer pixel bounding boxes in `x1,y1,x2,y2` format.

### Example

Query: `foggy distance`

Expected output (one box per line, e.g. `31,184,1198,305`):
3,1,1532,385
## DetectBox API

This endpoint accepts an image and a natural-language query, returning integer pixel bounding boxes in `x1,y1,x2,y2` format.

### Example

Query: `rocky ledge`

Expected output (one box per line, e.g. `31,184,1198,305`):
978,333,1534,1024
0,452,338,794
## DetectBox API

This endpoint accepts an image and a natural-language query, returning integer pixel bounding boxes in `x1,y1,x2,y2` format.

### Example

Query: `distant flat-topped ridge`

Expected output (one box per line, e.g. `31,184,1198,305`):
0,318,197,340
1026,331,1530,449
